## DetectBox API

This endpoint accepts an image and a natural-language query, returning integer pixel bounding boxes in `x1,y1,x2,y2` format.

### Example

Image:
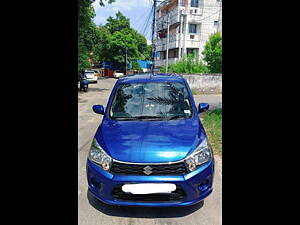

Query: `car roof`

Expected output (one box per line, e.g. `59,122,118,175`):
117,73,185,84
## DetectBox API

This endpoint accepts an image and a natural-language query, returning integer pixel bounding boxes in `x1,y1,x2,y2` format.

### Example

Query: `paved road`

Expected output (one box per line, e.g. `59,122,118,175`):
78,77,222,225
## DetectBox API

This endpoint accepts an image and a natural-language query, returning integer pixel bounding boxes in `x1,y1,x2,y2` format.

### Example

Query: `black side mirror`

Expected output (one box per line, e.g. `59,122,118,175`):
198,103,209,113
92,105,105,115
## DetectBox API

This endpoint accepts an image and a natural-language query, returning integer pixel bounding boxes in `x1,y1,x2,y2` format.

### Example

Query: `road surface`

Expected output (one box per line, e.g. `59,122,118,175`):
78,77,222,225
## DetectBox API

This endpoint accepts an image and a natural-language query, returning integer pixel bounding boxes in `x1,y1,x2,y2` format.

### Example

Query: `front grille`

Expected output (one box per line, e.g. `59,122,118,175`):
112,184,186,202
110,161,188,176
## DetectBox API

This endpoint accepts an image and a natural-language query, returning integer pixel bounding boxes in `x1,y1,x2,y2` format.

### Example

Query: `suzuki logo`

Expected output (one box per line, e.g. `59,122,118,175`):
143,166,153,175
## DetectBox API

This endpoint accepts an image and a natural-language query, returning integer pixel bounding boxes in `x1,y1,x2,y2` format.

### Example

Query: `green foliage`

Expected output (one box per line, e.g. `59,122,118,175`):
161,53,209,74
78,0,115,72
105,11,130,33
131,61,142,71
202,32,222,73
202,109,222,155
99,0,116,6
97,11,151,64
78,1,150,72
78,42,91,72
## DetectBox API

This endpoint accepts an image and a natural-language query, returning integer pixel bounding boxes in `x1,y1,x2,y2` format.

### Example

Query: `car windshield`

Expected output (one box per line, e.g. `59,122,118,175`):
109,82,193,120
85,72,94,74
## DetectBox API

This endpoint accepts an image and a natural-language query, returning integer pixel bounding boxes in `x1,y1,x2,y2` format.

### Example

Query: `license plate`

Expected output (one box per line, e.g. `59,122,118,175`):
122,183,176,194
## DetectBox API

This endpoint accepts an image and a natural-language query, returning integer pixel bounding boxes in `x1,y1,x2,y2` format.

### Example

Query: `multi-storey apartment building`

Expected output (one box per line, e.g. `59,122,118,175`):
154,0,222,68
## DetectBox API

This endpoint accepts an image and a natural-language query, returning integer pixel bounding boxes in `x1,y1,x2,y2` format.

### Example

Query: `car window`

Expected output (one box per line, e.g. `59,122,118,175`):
110,82,193,120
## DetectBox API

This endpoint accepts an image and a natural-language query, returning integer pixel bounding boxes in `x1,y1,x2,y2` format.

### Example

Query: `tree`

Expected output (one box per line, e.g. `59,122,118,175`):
78,3,150,72
94,11,151,65
105,11,130,33
202,32,222,73
78,0,116,72
132,61,142,72
99,0,116,6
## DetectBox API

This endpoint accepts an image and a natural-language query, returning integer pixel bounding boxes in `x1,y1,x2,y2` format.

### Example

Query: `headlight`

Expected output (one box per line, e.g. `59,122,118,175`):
88,138,112,171
185,138,212,172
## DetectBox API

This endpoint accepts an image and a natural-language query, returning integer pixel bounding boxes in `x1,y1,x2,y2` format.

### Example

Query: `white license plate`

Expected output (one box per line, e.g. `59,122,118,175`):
122,183,176,194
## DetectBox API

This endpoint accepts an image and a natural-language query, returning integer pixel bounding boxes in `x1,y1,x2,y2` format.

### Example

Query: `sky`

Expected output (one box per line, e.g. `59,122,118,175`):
92,0,154,42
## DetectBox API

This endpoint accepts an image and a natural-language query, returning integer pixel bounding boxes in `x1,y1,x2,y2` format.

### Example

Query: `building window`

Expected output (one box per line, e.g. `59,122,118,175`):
214,21,219,25
189,24,197,33
191,0,199,7
179,0,185,6
187,48,199,56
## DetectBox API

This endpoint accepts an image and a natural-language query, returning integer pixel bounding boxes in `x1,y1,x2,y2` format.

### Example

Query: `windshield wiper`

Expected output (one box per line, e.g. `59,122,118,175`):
113,115,186,121
113,116,165,121
113,117,137,121
167,115,187,120
133,116,166,120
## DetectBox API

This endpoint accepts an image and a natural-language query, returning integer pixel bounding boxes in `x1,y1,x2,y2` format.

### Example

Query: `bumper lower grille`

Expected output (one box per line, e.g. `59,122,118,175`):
110,161,188,176
112,184,186,202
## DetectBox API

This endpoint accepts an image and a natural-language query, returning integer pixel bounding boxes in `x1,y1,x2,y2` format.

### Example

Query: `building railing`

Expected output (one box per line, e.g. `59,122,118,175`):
156,8,180,31
155,32,202,51
155,58,179,67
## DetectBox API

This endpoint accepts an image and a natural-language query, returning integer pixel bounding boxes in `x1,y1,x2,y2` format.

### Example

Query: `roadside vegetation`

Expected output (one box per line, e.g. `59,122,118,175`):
160,53,209,74
201,109,222,155
160,32,222,74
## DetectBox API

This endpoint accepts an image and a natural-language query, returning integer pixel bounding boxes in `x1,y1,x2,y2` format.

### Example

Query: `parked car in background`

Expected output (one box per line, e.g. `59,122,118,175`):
85,70,98,83
87,73,214,207
113,70,124,79
93,70,100,76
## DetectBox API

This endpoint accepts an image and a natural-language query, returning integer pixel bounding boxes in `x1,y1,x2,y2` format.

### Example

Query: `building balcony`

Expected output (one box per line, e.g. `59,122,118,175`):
156,8,180,31
155,33,202,51
155,58,179,68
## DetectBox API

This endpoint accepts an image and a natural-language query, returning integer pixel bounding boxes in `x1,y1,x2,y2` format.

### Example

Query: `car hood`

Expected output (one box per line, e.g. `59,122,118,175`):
95,117,205,163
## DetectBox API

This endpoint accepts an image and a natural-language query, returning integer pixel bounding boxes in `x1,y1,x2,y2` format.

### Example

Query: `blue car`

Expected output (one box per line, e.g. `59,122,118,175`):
87,73,214,207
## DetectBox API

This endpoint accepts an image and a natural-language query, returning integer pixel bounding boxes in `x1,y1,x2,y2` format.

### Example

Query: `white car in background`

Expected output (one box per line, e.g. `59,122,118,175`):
113,70,124,78
84,70,98,83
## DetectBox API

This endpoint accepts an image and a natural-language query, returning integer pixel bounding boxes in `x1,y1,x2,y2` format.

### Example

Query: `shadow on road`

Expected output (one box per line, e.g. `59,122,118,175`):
87,191,204,218
84,87,109,92
98,77,112,80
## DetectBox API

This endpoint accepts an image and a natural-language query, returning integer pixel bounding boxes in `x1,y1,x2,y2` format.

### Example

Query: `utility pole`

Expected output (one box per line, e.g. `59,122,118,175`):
165,13,170,73
178,11,183,60
151,0,157,72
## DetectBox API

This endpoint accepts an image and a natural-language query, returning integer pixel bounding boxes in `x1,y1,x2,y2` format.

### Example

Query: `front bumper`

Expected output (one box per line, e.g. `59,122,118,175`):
86,159,214,207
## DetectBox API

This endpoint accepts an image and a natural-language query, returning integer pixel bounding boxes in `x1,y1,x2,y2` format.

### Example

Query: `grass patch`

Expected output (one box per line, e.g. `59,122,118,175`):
201,109,222,155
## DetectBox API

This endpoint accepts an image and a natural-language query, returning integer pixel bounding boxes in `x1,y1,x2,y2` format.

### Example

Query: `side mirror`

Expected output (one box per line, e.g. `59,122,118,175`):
92,105,105,115
198,103,209,113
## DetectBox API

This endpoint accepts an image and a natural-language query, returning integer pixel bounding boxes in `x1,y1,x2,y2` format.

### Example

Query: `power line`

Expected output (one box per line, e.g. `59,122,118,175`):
141,5,154,36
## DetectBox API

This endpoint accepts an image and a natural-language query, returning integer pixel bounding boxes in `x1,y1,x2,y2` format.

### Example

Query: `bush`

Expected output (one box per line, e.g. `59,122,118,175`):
160,53,209,74
202,32,222,73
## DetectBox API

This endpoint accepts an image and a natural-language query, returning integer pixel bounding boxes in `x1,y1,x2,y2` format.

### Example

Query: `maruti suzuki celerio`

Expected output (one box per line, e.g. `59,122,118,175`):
87,73,214,207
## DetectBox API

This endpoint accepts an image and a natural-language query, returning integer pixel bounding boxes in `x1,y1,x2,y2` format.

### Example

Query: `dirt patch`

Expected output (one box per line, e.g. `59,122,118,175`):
214,154,222,175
